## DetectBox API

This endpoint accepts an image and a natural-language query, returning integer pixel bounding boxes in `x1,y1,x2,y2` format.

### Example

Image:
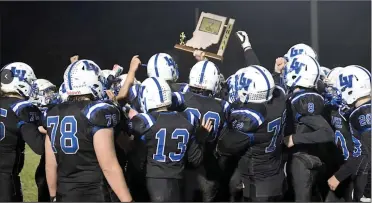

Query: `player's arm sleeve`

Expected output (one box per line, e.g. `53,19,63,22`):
334,155,365,182
12,101,45,155
229,108,264,133
183,111,204,167
291,115,334,144
127,113,154,138
84,102,121,136
216,127,252,156
186,136,204,167
349,106,371,158
243,48,260,67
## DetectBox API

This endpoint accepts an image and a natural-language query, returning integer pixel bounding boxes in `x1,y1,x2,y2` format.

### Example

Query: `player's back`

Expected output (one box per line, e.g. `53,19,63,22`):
0,96,39,174
129,111,201,179
328,107,359,160
231,88,286,179
182,92,229,142
168,82,189,93
45,100,120,192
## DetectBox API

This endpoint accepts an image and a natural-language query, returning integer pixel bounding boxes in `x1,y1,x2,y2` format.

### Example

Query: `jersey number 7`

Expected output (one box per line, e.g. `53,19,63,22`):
47,116,79,154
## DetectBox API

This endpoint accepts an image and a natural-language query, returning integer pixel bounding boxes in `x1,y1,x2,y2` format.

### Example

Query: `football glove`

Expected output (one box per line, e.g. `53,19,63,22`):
236,31,252,51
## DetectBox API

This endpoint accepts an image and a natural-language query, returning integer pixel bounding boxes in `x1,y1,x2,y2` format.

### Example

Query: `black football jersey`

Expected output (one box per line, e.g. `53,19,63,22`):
217,87,286,180
44,100,120,189
127,84,142,113
284,89,335,160
128,111,202,179
0,97,42,173
168,82,189,93
329,107,360,160
179,92,230,142
324,106,367,182
349,102,371,157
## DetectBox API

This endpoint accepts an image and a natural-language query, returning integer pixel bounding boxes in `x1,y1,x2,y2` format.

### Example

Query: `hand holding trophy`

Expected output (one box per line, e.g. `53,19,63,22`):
174,12,235,61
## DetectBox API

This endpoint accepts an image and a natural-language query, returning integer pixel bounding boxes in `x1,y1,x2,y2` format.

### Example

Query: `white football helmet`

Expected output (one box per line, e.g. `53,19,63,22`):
140,77,172,113
147,53,179,82
112,74,140,95
285,43,318,61
234,65,275,103
189,60,220,95
320,66,331,80
335,65,371,105
226,73,241,103
29,79,57,106
0,62,37,97
284,54,320,89
63,59,105,100
101,69,112,80
326,67,344,86
59,82,68,102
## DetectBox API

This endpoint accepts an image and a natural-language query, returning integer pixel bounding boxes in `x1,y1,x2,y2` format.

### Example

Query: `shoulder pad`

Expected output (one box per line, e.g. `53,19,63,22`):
178,83,190,93
182,110,200,127
11,100,41,125
170,92,185,110
291,91,324,117
128,84,141,102
83,101,120,128
217,98,231,114
349,103,371,134
128,113,156,136
229,105,265,132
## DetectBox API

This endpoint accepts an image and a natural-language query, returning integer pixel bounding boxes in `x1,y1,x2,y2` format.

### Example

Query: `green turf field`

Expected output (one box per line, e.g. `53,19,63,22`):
20,145,40,202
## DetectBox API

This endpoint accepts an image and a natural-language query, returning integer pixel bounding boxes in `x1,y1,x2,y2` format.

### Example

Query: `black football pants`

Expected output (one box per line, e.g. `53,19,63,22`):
56,182,110,202
287,152,323,202
325,155,370,202
146,178,183,202
35,154,50,202
0,173,23,202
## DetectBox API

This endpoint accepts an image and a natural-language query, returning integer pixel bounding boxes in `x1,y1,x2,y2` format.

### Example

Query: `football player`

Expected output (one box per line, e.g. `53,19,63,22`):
147,53,189,93
334,65,371,195
217,65,287,201
128,77,205,201
58,82,68,103
0,62,45,201
171,60,230,201
322,67,369,201
281,54,334,201
29,78,60,202
43,59,132,202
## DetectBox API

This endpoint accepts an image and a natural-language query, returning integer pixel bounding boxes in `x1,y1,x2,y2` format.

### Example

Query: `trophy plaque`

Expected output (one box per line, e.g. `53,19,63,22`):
174,12,235,61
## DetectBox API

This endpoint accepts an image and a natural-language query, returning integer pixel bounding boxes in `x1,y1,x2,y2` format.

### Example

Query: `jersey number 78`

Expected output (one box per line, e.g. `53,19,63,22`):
47,116,79,154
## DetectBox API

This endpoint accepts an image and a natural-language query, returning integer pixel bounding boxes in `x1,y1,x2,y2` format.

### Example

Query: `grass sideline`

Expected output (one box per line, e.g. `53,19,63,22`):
20,145,40,202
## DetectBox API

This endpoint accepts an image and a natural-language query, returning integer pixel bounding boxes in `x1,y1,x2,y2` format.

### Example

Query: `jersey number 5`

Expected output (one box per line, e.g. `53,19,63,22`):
153,128,189,162
47,116,79,154
0,108,7,141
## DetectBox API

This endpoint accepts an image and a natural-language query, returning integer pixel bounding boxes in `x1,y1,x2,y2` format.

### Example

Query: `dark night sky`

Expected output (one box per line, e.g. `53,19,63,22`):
0,1,370,85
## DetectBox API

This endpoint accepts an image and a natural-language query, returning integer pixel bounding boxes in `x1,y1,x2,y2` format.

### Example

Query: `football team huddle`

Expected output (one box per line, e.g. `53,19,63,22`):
0,30,370,202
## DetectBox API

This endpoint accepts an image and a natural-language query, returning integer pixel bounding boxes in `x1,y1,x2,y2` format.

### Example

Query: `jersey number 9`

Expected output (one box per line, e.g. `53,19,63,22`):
47,116,79,154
